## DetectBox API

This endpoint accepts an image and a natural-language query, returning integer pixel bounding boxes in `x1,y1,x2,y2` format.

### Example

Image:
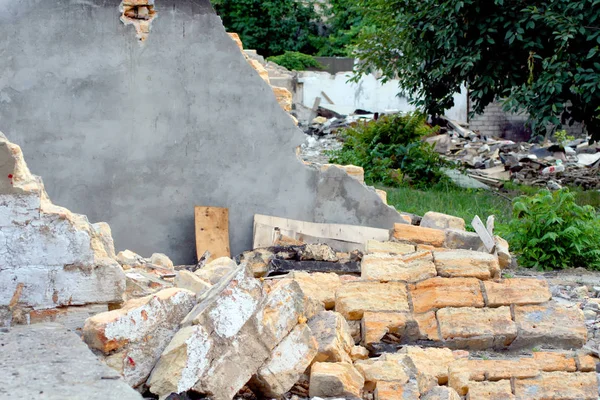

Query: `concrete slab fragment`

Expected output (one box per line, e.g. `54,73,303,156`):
0,323,143,400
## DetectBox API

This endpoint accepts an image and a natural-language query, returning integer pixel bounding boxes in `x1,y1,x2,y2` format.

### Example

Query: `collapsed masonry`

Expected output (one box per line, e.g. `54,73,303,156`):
0,0,402,265
1,132,598,399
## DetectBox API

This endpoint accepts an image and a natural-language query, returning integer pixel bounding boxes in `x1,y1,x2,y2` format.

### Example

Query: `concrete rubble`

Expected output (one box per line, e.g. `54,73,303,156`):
1,129,598,398
0,3,599,400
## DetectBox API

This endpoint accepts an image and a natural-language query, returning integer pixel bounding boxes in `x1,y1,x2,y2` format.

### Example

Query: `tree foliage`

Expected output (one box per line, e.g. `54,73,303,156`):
316,0,366,57
212,0,322,57
268,52,323,71
328,113,448,188
353,0,600,140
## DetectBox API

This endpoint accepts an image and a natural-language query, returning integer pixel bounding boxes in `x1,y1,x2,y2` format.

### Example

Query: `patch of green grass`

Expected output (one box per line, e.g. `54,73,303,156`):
383,182,513,231
384,181,600,234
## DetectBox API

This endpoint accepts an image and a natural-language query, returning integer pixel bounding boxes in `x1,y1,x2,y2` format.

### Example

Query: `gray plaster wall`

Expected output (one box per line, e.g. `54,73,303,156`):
0,0,402,264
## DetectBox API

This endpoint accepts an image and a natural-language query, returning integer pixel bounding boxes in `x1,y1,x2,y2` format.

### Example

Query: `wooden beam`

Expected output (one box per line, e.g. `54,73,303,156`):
195,206,230,263
471,215,496,253
268,259,360,276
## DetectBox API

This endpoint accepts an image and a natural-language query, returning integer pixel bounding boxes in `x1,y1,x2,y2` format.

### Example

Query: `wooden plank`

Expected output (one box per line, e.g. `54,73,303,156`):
320,91,335,105
195,206,230,262
253,214,390,251
471,215,496,253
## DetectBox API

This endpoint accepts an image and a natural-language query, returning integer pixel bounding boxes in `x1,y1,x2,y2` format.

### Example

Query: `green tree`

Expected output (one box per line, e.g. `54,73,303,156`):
317,0,366,57
212,0,322,57
353,0,600,140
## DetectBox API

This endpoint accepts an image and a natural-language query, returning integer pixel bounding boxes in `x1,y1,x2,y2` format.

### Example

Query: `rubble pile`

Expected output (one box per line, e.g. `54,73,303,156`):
76,211,598,399
2,134,599,399
426,120,600,190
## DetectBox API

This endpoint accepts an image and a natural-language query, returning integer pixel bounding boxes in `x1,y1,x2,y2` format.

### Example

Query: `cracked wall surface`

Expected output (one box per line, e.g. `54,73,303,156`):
0,134,125,320
0,0,402,265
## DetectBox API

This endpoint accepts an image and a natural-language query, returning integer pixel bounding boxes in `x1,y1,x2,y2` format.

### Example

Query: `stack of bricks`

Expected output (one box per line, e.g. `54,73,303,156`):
286,211,598,399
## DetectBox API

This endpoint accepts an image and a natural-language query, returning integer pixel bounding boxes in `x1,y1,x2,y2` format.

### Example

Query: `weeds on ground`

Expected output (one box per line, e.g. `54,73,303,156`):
328,112,450,188
501,188,600,271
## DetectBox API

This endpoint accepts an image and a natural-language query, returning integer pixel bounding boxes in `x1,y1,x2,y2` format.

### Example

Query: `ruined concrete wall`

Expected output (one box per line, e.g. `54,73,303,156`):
0,134,125,318
0,0,402,264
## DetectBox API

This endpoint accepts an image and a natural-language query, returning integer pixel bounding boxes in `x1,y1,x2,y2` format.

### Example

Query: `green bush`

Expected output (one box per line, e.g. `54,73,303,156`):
502,189,600,271
328,112,448,188
267,52,323,71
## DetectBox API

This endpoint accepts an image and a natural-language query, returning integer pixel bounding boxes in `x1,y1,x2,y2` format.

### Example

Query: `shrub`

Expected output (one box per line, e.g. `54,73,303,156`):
267,52,323,71
502,188,600,271
328,112,448,188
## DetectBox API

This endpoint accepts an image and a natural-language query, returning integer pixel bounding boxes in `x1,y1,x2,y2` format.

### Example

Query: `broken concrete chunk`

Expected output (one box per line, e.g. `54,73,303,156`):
0,135,126,311
409,277,484,313
146,324,214,396
309,362,364,398
354,357,410,391
191,279,306,399
421,211,466,231
150,253,173,269
175,270,212,296
511,302,587,350
181,264,262,334
361,252,437,282
366,240,416,255
194,256,237,285
82,288,196,387
437,306,517,349
250,324,318,398
392,223,446,247
117,249,144,268
308,310,354,364
335,281,410,320
288,271,341,309
434,250,500,279
483,278,551,306
124,269,171,301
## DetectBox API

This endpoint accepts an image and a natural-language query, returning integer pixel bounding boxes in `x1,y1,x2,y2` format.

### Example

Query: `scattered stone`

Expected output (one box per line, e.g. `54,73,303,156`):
361,252,437,282
422,386,461,400
392,223,446,247
82,288,196,387
174,270,212,296
410,277,484,313
288,271,341,309
309,362,364,399
375,379,420,400
350,345,370,361
511,302,587,350
533,351,577,372
301,244,339,262
444,229,484,251
150,253,174,269
366,240,416,255
117,249,144,268
513,371,598,400
361,311,416,347
437,306,517,349
335,281,410,320
466,380,514,400
250,324,318,398
494,236,512,268
434,250,500,280
238,248,274,278
399,346,456,385
421,211,466,231
354,357,409,391
308,311,354,364
483,278,551,306
194,257,237,285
